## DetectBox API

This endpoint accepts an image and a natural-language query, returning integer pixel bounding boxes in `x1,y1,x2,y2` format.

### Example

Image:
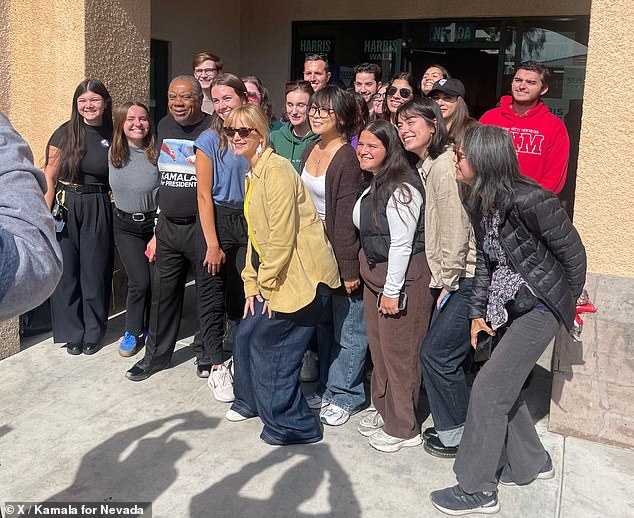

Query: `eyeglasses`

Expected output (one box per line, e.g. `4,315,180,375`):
455,149,467,163
246,91,260,99
308,105,335,118
372,93,386,101
194,68,218,76
223,127,256,138
386,86,413,99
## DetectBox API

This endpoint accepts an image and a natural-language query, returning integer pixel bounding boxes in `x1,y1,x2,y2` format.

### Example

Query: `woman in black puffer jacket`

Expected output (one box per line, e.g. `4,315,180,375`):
430,124,586,516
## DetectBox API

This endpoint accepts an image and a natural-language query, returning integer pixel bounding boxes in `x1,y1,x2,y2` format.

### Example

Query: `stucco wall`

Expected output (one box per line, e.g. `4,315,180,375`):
0,1,10,115
0,319,19,360
151,0,241,79
6,0,85,165
239,0,592,108
86,0,151,107
1,0,150,166
573,0,634,277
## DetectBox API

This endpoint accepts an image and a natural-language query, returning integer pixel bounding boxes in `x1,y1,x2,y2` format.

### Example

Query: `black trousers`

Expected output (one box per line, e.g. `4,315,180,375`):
113,212,154,336
196,205,247,365
50,190,113,344
143,215,202,366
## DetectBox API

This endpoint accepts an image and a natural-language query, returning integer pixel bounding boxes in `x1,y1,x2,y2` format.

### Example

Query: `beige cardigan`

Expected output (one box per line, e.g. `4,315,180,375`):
418,148,476,290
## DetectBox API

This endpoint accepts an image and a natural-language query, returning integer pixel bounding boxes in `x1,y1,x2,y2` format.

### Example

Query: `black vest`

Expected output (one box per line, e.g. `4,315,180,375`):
358,187,425,266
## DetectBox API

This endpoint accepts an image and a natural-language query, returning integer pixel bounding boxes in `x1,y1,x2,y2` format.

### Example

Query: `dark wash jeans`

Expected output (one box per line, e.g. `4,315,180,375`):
231,285,330,445
421,276,473,446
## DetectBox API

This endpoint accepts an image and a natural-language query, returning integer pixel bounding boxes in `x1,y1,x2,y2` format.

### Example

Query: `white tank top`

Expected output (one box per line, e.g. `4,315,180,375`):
301,165,326,221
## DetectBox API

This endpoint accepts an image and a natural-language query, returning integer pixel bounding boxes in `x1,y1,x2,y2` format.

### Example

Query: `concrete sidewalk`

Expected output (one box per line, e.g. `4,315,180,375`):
1,301,633,517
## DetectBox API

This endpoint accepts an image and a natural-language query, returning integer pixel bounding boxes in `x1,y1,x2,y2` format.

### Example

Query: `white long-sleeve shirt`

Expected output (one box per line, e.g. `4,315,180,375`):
353,184,423,297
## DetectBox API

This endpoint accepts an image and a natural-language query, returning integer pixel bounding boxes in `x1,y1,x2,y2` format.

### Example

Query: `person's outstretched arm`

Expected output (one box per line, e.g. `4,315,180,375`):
0,113,62,321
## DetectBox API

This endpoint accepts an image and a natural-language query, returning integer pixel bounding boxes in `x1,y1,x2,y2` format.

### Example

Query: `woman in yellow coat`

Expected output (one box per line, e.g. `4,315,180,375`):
222,104,340,445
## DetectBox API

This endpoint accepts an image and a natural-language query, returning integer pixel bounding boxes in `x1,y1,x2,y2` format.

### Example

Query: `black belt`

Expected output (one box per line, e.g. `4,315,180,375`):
165,215,196,225
58,183,109,194
114,208,157,222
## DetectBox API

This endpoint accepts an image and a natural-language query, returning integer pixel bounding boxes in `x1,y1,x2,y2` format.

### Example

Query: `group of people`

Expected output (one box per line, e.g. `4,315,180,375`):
41,50,586,515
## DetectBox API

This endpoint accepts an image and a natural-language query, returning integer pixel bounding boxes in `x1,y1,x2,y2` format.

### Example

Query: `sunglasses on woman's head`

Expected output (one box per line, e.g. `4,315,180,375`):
387,86,413,98
223,127,255,138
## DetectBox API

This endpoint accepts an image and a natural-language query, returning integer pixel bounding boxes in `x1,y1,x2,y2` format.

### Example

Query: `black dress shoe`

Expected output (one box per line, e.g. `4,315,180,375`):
83,342,101,355
424,435,458,458
126,359,168,382
66,342,83,356
423,426,438,441
196,361,212,379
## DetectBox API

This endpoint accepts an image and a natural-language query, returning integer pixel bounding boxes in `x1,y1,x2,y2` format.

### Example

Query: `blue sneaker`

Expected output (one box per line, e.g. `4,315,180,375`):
119,332,144,357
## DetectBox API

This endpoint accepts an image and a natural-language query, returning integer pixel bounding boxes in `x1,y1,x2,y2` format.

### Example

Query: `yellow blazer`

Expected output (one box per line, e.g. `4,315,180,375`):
243,148,341,313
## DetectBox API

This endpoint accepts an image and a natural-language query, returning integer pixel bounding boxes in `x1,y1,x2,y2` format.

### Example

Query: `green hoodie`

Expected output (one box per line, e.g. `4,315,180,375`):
269,123,320,174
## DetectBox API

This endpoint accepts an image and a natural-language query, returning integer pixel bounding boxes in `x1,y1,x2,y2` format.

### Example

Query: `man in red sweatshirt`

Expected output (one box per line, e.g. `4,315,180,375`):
480,61,570,194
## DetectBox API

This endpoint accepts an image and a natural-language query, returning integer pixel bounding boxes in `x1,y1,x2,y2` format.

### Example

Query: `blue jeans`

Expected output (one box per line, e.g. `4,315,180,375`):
420,277,473,447
231,287,329,445
316,291,368,412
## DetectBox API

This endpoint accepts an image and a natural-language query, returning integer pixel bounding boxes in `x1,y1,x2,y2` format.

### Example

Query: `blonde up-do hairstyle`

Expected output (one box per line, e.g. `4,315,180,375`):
110,101,157,168
224,105,270,151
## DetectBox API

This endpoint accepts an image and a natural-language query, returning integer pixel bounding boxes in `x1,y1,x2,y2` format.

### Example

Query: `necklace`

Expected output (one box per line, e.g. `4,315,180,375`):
314,138,345,165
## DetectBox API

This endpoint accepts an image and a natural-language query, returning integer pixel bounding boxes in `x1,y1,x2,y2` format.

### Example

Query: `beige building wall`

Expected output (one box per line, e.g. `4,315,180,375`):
151,0,241,79
0,1,10,115
574,0,633,278
1,0,150,165
549,0,634,449
85,0,151,107
4,0,85,165
239,0,592,107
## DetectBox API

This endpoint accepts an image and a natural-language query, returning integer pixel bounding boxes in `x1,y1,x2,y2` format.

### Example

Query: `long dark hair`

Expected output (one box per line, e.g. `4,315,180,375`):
447,97,477,148
396,97,450,159
110,101,157,168
361,119,423,227
461,125,536,212
310,85,358,141
382,72,422,122
46,79,112,183
209,73,249,153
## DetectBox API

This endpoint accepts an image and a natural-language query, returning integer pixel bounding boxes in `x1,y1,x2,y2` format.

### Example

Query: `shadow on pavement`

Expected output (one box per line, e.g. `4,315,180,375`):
190,443,361,518
45,411,218,505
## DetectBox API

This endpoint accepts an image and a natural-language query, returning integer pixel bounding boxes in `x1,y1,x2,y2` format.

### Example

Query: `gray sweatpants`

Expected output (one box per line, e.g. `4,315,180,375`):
454,307,560,493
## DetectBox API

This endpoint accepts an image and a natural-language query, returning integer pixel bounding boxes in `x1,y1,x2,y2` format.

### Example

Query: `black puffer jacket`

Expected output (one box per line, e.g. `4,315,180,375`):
469,182,587,331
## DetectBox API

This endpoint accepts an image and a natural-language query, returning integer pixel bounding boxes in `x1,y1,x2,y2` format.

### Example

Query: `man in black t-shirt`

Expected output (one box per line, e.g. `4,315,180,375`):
126,75,212,382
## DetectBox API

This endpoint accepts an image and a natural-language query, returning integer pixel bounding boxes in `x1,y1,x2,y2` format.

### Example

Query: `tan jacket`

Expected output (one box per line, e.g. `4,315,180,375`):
243,148,341,313
418,148,476,290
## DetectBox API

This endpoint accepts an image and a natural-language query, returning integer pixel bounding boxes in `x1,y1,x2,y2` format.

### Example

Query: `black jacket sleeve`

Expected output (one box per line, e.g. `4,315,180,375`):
517,188,587,299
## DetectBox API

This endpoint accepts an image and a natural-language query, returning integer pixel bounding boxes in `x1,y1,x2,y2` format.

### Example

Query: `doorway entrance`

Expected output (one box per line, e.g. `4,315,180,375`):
408,48,499,119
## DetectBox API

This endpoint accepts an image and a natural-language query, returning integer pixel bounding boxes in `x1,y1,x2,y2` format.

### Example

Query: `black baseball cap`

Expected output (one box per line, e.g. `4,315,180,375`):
429,78,465,98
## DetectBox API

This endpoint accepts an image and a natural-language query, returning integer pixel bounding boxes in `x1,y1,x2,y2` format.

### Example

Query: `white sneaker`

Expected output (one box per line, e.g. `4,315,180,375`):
368,428,422,453
225,409,249,422
300,351,319,382
320,404,350,426
357,410,384,436
305,392,328,410
208,364,235,403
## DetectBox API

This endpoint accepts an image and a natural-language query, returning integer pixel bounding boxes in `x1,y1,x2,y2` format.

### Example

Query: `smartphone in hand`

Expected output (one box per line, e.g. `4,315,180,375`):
376,292,408,311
